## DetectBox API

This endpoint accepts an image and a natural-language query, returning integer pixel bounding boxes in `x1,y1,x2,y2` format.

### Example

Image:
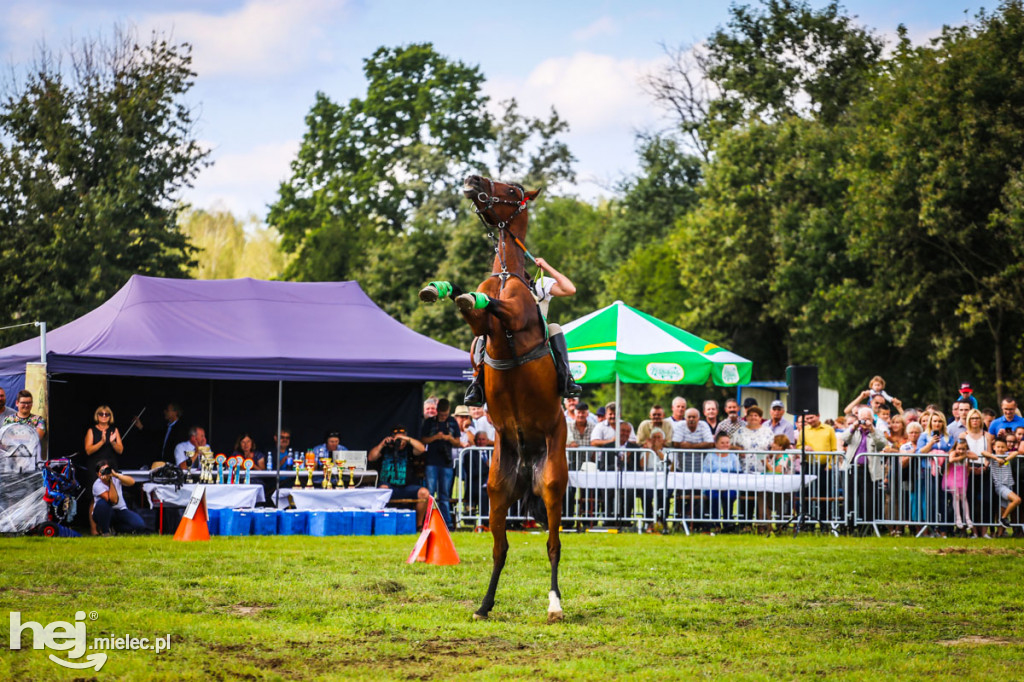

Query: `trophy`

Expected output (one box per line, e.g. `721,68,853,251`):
348,465,357,489
294,457,302,486
215,454,227,484
199,451,212,483
320,457,332,489
199,446,214,484
243,458,254,485
304,451,316,488
184,450,195,483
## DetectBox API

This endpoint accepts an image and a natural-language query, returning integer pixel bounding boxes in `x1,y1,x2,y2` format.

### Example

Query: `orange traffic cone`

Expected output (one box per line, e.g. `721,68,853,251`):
173,491,210,542
407,497,459,565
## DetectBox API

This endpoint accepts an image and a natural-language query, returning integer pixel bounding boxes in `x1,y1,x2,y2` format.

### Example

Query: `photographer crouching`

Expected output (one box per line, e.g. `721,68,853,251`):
92,460,148,535
368,425,429,529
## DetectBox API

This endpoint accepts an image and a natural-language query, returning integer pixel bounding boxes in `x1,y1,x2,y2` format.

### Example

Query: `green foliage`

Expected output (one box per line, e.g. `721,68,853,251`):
835,2,1024,400
613,1,1024,407
268,43,493,283
705,0,883,127
179,209,290,280
0,28,207,345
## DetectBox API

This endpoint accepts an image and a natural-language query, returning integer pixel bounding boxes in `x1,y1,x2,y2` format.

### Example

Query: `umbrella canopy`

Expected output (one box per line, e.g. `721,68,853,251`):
562,301,752,386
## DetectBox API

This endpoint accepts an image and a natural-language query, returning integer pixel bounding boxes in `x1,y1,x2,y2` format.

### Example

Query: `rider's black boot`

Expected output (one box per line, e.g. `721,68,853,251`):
464,336,485,407
549,327,582,398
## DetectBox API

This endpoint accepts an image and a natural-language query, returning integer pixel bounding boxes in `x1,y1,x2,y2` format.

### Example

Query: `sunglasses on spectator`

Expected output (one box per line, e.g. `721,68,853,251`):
98,412,111,417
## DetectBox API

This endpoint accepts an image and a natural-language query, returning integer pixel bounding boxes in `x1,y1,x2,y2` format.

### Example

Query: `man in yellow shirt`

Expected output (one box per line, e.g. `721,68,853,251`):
796,413,838,465
795,412,839,530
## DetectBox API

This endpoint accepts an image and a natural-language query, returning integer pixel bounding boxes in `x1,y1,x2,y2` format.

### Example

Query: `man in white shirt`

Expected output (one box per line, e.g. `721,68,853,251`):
665,396,689,443
174,426,208,470
469,405,495,446
590,402,635,446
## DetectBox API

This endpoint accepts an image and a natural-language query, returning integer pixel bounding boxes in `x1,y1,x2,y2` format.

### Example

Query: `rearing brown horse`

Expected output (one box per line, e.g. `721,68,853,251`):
421,175,568,622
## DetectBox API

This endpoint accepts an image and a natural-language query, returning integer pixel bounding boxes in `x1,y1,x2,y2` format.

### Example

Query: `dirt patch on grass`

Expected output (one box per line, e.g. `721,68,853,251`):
937,635,1014,646
363,579,406,594
923,547,1024,556
223,603,271,617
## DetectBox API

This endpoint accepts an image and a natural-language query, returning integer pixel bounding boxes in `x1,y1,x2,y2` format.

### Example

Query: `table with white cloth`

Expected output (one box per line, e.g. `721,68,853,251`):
568,471,816,493
273,488,393,511
143,483,266,509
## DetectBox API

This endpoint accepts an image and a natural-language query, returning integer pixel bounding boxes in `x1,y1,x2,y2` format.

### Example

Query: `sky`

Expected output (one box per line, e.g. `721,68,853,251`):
0,0,994,222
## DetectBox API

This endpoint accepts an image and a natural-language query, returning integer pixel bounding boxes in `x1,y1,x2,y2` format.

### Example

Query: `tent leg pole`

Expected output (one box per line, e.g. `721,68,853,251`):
275,380,283,503
208,381,214,443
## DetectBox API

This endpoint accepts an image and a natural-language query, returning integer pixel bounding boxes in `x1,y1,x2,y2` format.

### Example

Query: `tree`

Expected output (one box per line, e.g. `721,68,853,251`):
838,4,1024,400
179,209,290,281
270,42,580,350
0,27,207,344
704,0,882,127
267,43,493,283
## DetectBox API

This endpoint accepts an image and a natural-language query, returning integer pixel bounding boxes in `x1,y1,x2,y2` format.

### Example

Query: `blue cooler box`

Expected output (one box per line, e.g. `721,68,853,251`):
207,508,222,536
338,510,354,536
373,510,397,535
395,509,416,535
278,509,309,535
254,509,279,536
351,510,372,536
221,508,254,536
309,510,344,536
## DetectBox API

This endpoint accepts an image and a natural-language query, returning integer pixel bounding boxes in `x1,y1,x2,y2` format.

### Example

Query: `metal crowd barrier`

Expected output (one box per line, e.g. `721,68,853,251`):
452,447,1023,536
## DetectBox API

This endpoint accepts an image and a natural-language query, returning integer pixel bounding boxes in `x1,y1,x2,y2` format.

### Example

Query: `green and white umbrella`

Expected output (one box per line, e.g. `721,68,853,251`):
563,300,752,386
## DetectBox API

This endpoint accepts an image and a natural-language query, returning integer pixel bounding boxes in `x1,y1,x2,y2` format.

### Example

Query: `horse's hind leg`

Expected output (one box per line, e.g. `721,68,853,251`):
542,448,569,623
475,457,515,620
475,497,510,620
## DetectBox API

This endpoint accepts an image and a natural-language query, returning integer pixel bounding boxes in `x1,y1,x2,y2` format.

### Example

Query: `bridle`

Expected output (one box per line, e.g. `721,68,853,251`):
470,177,536,276
468,177,548,369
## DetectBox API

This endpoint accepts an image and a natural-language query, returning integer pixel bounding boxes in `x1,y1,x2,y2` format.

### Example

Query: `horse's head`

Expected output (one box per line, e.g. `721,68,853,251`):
463,175,540,237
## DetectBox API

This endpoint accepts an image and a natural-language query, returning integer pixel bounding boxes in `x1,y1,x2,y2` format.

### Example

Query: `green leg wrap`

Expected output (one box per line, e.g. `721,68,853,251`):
472,292,490,310
428,281,453,298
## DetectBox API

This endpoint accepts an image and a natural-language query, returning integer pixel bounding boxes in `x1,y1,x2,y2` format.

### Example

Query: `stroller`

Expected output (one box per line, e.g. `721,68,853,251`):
35,459,82,537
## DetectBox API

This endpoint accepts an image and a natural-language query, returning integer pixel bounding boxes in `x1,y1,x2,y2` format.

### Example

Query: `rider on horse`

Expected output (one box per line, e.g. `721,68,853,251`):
420,255,583,406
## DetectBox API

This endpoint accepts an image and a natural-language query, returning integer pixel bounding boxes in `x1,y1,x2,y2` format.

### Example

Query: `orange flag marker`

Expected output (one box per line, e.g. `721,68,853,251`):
174,485,211,542
407,496,459,565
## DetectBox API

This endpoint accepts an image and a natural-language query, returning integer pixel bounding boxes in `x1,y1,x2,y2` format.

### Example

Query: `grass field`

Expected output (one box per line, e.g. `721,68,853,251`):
1,532,1022,680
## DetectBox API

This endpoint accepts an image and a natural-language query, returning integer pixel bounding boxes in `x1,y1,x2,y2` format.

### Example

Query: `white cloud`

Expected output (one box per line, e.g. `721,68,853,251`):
486,51,667,135
141,0,349,78
186,139,300,220
1,3,53,63
572,16,617,42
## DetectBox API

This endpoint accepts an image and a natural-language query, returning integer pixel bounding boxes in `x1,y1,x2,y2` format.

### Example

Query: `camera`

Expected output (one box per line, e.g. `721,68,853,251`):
932,431,940,438
100,465,113,475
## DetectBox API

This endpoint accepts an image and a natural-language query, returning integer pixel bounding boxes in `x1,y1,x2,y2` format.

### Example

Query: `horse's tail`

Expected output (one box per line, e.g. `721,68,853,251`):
521,488,550,526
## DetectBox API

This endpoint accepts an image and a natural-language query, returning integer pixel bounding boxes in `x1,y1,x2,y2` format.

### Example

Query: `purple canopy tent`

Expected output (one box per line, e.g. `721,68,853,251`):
0,276,468,381
0,276,470,469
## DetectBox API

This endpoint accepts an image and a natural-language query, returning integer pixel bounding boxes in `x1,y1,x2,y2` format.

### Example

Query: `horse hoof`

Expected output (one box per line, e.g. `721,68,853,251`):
547,610,563,624
473,612,489,621
418,285,439,303
455,293,475,313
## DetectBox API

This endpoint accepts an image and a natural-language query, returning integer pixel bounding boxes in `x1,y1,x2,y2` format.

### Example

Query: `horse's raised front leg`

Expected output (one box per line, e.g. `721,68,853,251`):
418,280,464,303
455,289,531,334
